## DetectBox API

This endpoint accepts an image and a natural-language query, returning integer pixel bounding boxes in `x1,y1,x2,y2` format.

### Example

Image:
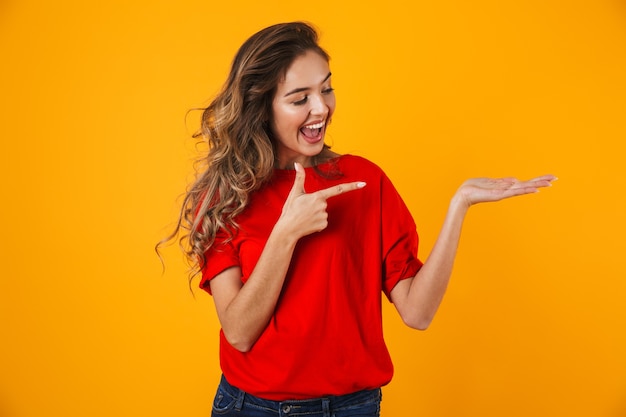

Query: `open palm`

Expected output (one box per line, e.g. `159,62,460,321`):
457,175,557,207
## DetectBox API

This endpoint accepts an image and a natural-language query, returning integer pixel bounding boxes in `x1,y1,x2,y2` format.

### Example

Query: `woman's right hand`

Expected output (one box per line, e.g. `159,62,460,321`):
277,162,366,239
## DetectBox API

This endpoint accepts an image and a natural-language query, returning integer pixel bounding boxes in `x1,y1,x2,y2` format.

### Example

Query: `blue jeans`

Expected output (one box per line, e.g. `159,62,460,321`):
211,375,382,417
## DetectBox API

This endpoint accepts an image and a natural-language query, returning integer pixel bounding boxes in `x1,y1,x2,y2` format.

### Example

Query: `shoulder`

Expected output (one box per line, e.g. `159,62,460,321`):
337,154,386,176
337,155,405,200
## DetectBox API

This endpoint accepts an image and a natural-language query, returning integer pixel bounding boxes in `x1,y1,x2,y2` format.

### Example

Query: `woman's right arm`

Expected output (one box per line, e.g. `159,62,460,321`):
208,224,299,353
209,163,366,352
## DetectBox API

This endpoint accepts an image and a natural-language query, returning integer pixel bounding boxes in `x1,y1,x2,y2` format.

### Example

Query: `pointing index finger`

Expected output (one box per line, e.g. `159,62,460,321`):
316,181,367,200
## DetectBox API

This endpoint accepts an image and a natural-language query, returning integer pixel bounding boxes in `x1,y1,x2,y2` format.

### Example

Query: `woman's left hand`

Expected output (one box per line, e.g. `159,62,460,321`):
455,174,557,208
391,173,556,330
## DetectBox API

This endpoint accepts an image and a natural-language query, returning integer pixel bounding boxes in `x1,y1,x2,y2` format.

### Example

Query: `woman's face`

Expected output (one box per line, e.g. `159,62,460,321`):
270,50,335,169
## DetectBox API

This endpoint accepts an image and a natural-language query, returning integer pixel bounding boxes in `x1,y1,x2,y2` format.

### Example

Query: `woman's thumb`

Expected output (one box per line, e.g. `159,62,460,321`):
289,162,306,197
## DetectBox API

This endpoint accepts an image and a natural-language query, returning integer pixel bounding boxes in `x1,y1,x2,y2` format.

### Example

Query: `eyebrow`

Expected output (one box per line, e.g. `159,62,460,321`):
283,72,332,97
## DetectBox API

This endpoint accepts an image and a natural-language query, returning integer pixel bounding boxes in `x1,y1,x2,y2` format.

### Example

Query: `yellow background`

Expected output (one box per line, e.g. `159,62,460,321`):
1,1,625,416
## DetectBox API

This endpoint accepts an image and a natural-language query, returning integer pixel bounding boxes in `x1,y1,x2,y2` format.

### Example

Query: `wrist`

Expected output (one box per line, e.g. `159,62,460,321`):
270,219,300,248
450,192,471,215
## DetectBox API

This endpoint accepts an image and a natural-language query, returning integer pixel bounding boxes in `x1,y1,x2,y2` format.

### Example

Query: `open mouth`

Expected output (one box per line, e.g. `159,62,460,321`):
300,121,325,141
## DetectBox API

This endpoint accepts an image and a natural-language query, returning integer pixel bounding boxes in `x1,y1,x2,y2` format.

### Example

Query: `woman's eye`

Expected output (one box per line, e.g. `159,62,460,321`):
323,87,334,94
293,96,308,106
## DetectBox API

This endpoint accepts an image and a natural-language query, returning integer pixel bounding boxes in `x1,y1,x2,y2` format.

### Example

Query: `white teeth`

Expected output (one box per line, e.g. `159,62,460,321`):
304,121,325,129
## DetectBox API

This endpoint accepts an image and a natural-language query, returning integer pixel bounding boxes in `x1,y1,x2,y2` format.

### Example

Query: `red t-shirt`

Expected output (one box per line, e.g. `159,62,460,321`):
200,155,422,400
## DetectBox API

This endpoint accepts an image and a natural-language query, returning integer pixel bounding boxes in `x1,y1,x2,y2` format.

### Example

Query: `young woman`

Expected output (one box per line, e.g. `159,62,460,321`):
164,21,555,417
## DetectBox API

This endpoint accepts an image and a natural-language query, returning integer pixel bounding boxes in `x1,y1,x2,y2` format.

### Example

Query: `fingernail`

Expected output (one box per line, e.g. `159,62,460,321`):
357,182,366,188
294,162,300,172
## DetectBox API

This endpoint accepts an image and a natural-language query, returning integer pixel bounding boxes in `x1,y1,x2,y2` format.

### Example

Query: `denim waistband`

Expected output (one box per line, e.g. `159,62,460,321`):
217,374,381,415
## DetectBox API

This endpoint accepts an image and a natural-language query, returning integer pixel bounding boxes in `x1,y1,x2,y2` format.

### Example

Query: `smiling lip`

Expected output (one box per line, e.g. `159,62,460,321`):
300,120,326,144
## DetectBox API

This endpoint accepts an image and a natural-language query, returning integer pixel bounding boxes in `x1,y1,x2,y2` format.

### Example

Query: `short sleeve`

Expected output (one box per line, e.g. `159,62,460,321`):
380,173,423,298
199,228,240,295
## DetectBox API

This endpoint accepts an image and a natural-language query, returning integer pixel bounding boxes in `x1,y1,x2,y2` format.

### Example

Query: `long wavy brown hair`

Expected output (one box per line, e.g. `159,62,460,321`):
159,22,331,280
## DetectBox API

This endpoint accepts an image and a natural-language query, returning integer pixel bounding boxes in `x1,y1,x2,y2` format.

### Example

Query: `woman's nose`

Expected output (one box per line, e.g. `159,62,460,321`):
309,94,328,116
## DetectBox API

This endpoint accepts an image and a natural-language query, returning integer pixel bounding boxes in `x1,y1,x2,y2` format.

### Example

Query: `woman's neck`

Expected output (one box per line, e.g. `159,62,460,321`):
275,149,340,170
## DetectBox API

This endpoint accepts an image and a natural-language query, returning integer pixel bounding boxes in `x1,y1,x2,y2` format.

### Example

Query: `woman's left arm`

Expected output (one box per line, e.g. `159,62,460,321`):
390,175,556,330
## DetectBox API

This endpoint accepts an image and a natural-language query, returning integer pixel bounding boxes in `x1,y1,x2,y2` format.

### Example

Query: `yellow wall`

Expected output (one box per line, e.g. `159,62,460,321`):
1,1,625,416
